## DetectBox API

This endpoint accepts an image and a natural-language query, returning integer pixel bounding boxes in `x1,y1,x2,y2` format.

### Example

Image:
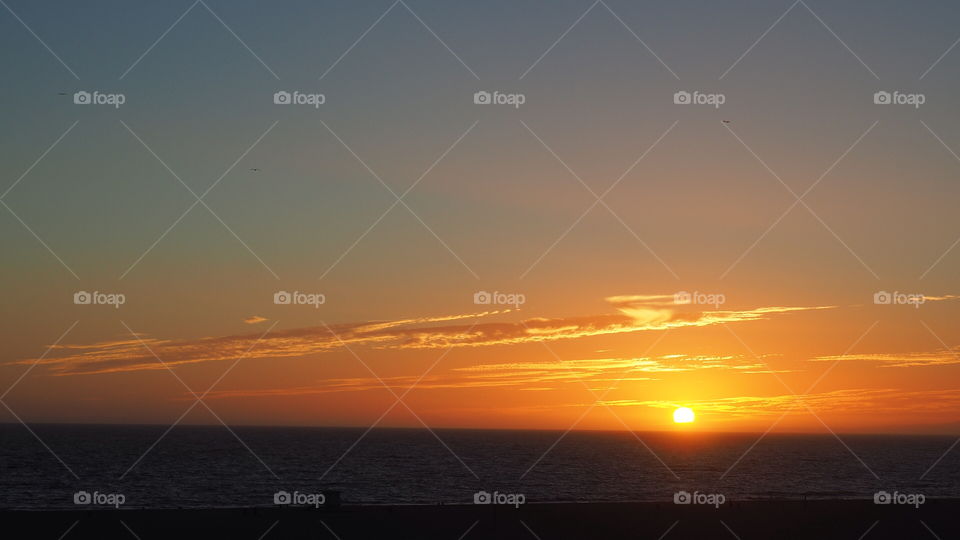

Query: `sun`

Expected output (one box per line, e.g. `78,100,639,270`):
673,407,695,424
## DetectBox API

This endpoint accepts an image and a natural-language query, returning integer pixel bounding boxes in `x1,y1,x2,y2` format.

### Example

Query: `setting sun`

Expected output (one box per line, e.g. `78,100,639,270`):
673,407,695,424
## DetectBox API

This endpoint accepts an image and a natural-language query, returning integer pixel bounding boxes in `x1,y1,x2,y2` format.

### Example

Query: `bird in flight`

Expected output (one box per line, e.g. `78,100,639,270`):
249,168,261,172
722,120,731,124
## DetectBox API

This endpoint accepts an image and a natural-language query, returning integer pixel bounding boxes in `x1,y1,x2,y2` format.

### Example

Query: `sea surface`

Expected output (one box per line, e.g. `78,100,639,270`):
1,424,958,509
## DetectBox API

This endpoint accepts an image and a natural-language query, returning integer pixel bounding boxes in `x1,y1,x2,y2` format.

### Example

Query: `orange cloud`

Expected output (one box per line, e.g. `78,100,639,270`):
12,295,832,376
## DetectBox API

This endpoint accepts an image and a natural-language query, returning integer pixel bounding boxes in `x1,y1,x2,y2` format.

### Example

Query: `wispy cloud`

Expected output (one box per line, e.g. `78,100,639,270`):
12,295,831,376
243,316,268,325
811,347,960,367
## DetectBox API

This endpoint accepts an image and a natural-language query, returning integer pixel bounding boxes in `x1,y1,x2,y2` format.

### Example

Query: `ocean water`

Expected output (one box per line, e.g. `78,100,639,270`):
1,424,958,509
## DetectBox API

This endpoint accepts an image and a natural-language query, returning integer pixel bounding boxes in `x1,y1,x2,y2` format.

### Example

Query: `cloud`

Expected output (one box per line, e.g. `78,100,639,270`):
198,353,784,400
243,316,268,325
810,347,960,368
600,388,960,416
12,295,832,376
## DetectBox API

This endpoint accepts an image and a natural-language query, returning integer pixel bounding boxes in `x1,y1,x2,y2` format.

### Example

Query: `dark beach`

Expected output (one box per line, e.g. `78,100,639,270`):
9,500,958,539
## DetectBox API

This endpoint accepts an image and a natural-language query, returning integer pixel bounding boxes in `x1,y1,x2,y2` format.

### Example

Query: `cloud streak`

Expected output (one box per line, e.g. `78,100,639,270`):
13,295,832,376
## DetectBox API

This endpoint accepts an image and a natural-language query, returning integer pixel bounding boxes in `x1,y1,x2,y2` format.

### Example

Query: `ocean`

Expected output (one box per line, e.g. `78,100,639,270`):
2,424,958,509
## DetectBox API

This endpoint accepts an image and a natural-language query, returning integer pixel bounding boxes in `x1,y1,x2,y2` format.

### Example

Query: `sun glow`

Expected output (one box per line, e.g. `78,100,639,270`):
673,407,695,423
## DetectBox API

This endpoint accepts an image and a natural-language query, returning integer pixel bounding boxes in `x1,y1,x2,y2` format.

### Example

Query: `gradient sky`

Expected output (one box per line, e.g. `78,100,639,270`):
2,0,960,434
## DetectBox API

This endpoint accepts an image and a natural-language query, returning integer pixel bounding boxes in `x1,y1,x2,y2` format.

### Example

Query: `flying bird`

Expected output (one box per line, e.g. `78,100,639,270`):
722,120,731,124
249,168,261,172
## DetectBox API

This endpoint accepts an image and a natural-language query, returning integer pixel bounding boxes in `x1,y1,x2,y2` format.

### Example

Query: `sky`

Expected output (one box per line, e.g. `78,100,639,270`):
1,0,960,434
